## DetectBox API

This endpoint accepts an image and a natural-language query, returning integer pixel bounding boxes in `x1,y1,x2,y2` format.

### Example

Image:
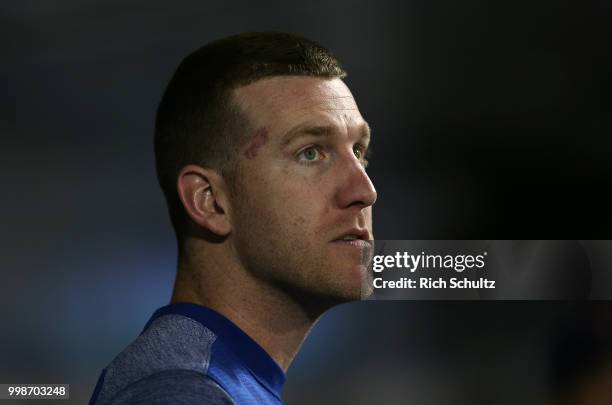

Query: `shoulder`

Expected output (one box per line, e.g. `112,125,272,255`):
93,314,220,404
109,369,235,404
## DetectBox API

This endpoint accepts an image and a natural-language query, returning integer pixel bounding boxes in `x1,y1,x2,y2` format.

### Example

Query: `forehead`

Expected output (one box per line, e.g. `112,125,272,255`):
232,76,364,133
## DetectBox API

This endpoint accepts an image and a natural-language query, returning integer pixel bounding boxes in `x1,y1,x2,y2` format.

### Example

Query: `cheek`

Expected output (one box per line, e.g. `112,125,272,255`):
282,177,331,221
270,185,327,238
236,161,332,232
268,187,320,234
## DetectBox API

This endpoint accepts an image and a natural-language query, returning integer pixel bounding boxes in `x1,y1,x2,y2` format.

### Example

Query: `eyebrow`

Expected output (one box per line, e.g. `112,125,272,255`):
280,122,371,147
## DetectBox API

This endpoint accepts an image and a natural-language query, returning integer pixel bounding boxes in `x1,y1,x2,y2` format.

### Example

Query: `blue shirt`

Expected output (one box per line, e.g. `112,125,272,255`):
89,303,285,404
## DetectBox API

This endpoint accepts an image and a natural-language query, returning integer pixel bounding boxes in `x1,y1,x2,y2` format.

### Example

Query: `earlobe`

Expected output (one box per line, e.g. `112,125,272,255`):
177,165,232,236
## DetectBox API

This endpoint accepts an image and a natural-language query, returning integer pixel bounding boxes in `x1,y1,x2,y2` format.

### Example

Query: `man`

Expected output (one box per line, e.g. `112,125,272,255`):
90,31,377,404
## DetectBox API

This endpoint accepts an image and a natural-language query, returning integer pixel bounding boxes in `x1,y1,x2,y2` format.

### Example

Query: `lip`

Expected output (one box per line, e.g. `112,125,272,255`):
332,238,373,249
332,228,372,246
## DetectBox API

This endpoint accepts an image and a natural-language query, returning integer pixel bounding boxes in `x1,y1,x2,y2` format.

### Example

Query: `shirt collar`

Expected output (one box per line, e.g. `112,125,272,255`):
143,302,286,397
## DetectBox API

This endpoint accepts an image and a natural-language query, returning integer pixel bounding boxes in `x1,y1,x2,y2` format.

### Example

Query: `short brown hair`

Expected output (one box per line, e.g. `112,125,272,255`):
154,32,347,237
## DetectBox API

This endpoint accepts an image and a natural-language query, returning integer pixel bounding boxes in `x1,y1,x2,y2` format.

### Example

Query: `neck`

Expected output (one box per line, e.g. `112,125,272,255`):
170,240,322,372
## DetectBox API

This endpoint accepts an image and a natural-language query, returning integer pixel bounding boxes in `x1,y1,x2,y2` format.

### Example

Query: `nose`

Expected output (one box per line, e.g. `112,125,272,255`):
335,156,377,210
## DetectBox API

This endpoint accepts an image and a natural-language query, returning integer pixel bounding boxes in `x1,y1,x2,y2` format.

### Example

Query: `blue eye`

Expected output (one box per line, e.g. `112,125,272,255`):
298,146,322,162
354,145,369,168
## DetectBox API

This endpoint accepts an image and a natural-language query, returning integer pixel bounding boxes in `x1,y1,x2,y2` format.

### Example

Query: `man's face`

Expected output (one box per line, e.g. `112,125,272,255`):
228,76,377,305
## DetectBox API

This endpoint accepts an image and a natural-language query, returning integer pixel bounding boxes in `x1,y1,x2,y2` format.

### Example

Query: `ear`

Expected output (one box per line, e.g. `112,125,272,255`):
176,164,232,236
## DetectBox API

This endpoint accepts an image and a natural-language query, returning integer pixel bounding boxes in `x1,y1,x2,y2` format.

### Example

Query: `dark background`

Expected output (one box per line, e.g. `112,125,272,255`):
2,1,612,404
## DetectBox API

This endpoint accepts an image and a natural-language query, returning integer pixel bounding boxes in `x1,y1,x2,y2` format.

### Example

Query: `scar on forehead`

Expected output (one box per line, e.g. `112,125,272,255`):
244,127,269,159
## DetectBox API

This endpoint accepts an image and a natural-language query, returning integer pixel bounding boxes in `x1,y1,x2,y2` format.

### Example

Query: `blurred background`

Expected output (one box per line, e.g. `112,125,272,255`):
2,0,612,404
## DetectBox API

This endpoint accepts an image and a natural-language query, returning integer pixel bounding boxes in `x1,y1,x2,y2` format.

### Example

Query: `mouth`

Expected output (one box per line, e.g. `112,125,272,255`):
332,229,372,249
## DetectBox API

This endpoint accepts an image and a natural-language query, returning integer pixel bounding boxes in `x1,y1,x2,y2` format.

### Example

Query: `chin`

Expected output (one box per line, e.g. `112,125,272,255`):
276,256,371,312
317,264,370,303
286,277,363,315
